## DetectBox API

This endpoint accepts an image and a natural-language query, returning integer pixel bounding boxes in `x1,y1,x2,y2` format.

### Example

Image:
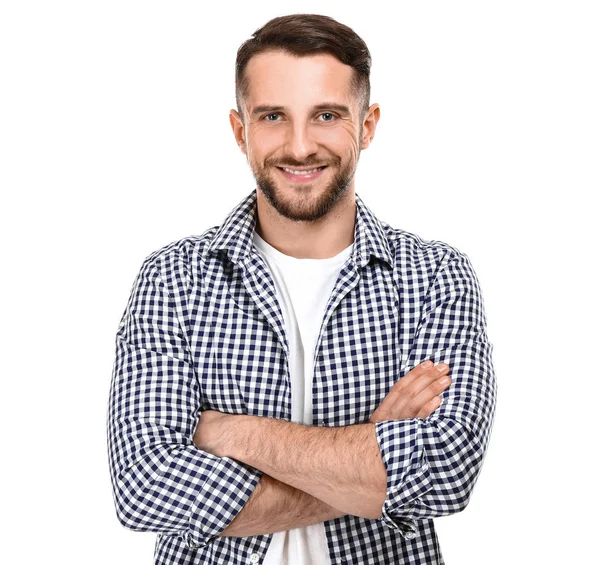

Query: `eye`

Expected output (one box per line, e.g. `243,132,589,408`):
319,113,336,122
264,113,281,122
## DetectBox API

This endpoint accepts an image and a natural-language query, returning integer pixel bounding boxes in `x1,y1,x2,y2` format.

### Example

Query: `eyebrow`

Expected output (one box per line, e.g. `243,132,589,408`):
251,103,352,117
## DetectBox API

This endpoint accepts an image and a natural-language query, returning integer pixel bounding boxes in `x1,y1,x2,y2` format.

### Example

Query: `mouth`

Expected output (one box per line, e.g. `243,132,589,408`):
276,165,328,183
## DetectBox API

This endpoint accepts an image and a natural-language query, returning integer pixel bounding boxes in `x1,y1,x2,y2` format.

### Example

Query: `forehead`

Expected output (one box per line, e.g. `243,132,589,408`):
243,50,357,113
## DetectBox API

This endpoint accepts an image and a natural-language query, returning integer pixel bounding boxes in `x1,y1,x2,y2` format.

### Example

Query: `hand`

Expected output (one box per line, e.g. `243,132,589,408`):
193,409,231,457
369,360,451,423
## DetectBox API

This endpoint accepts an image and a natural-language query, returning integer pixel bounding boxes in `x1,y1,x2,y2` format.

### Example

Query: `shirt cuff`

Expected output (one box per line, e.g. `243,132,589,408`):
374,419,432,539
184,455,263,549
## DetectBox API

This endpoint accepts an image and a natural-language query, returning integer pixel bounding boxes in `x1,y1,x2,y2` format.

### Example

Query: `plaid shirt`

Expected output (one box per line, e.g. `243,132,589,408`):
107,190,496,565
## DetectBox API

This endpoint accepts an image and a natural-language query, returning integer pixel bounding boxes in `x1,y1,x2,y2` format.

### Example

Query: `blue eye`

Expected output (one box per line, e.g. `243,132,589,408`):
265,113,280,121
320,113,335,122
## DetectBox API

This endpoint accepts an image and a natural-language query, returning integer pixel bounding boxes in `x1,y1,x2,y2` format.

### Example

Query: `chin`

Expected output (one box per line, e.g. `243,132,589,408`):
259,180,351,223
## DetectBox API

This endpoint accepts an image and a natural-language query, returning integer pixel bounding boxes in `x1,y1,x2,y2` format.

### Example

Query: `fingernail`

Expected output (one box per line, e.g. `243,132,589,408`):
436,363,448,372
438,376,450,385
422,360,433,368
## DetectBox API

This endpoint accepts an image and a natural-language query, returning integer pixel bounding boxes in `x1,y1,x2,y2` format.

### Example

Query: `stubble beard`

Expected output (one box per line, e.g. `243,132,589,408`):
252,155,358,222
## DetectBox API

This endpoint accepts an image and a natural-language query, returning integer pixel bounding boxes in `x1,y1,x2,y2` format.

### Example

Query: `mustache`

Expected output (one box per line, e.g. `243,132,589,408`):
266,157,340,168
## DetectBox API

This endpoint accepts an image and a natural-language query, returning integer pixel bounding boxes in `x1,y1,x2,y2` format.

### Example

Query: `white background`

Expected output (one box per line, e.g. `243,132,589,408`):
1,1,598,563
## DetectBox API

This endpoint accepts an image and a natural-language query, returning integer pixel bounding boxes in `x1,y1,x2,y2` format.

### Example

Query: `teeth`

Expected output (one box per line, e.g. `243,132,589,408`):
282,167,323,175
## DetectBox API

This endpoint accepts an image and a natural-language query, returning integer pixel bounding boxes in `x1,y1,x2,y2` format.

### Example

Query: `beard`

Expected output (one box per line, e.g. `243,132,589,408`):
251,154,357,222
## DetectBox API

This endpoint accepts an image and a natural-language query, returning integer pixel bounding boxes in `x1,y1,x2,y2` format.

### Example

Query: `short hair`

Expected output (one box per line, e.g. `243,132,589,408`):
235,14,372,122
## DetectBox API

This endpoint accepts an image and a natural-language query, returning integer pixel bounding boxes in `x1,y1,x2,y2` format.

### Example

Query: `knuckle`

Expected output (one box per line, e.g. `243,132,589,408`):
406,400,420,415
426,367,442,379
434,379,450,394
418,403,435,420
394,384,410,400
392,378,407,392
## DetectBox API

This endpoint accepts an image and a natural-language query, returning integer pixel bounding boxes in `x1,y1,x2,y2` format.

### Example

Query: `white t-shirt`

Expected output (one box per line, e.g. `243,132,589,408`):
252,230,354,565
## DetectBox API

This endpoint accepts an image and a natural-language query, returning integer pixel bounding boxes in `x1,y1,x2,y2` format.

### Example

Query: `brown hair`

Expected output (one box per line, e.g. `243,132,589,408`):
235,14,372,122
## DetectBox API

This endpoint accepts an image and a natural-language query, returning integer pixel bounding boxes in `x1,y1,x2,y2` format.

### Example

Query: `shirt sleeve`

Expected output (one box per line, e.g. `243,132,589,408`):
374,250,497,540
106,256,263,549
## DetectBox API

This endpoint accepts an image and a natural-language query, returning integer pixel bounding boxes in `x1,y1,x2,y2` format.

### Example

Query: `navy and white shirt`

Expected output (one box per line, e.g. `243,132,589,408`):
107,189,496,565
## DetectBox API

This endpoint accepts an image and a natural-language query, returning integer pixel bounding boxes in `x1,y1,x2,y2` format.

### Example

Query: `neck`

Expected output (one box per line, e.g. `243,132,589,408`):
254,187,356,259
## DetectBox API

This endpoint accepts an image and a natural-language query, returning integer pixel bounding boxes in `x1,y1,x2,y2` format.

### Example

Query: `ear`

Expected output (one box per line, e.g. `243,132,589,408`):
360,103,381,150
229,109,246,155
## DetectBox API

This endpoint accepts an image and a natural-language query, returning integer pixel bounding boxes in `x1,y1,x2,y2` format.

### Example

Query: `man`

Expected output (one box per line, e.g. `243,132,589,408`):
107,13,496,565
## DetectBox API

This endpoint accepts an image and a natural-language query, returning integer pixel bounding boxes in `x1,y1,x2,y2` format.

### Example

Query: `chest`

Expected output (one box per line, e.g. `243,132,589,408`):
189,256,419,426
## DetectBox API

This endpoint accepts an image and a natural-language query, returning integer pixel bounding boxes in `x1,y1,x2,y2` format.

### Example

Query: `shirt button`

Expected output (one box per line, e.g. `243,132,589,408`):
249,553,260,564
405,531,416,540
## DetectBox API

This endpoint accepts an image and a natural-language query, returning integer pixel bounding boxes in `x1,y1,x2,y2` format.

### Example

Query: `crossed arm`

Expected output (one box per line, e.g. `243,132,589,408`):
194,360,452,537
109,251,495,545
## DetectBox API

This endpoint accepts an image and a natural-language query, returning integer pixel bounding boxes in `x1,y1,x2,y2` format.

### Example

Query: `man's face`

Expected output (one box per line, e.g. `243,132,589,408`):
231,50,377,222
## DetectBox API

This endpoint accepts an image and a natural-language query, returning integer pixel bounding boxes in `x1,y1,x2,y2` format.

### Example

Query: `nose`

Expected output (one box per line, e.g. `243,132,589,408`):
284,121,319,163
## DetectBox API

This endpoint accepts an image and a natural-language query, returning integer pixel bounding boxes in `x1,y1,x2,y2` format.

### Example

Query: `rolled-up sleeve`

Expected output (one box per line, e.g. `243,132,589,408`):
375,251,496,539
106,257,262,549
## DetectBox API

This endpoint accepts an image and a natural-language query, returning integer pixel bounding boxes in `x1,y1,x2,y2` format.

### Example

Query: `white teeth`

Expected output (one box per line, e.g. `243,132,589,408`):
282,167,323,175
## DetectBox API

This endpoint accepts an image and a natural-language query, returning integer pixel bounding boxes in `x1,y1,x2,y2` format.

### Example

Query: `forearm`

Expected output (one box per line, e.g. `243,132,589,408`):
220,416,387,519
219,473,345,537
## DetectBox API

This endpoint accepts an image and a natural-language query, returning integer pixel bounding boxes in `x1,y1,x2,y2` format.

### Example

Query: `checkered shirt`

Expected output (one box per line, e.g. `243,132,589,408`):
107,189,496,564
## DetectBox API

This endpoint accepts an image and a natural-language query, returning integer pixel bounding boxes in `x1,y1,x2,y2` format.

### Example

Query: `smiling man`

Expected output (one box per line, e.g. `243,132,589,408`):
107,14,496,565
236,50,366,229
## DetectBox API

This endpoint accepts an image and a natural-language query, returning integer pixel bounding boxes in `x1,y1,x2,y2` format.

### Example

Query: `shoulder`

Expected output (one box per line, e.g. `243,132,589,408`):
136,226,220,288
381,223,483,308
378,221,482,301
382,222,467,269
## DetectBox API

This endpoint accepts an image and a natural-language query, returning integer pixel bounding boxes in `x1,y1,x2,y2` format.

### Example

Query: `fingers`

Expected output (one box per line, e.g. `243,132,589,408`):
400,360,438,386
386,361,449,407
410,362,450,397
417,395,442,419
370,360,452,422
410,371,451,418
382,360,439,405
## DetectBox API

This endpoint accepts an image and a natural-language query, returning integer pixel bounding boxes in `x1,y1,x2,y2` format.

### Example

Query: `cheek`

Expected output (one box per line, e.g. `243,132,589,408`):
317,128,359,158
249,128,285,156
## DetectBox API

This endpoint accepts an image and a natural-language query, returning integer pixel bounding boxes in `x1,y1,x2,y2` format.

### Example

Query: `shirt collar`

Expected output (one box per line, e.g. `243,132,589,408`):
207,190,393,269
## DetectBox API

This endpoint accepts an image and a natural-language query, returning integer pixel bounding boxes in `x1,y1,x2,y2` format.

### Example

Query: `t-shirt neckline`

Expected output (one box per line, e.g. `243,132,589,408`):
252,230,354,268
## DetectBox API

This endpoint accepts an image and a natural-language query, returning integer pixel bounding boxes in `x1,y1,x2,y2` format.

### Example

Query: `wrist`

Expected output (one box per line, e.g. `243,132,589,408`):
224,414,285,466
222,414,253,460
194,410,240,458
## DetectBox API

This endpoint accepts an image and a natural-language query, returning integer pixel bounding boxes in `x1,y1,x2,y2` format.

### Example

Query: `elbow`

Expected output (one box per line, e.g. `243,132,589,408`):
107,443,192,535
404,438,486,518
425,418,489,517
386,464,478,521
377,416,492,523
110,470,178,534
109,461,215,544
112,489,213,550
114,500,144,532
111,486,184,535
445,478,475,515
111,481,153,532
425,446,484,517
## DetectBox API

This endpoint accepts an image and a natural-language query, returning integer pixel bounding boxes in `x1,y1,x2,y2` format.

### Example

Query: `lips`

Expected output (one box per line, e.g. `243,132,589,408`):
276,165,327,182
280,166,326,175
